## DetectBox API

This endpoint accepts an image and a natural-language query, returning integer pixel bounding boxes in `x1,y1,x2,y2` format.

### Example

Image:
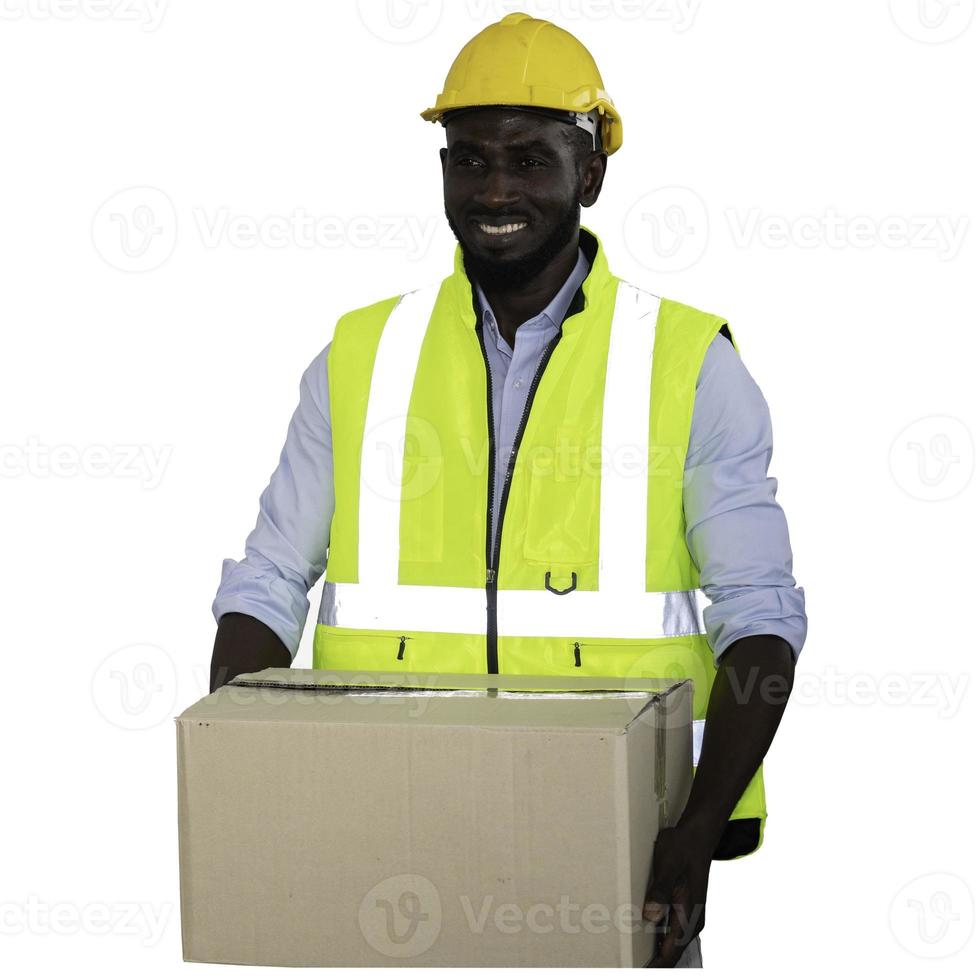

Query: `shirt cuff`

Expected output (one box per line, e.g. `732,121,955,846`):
211,556,310,661
702,584,808,665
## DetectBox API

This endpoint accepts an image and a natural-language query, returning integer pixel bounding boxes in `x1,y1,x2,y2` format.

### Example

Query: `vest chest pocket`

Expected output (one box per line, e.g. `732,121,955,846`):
521,426,600,566
313,626,411,672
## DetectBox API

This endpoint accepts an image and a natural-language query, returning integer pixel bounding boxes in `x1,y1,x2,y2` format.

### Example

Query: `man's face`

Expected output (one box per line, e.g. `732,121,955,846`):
440,107,605,289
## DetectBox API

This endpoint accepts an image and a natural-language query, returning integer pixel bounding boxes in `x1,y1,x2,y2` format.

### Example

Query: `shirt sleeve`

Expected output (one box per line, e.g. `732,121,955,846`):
684,333,808,664
211,342,334,660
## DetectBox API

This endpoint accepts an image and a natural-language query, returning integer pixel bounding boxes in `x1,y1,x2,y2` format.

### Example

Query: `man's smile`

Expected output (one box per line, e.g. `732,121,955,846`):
471,216,530,242
476,220,528,236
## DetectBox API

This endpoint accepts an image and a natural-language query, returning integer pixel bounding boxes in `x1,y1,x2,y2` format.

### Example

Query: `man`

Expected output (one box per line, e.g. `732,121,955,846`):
210,13,807,968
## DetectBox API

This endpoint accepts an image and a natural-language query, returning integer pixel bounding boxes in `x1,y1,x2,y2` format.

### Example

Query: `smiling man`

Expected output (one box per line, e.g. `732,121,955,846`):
210,12,807,968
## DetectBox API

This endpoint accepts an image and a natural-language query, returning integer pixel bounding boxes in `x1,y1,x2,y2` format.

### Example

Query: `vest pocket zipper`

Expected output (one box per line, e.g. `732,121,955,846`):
570,638,666,672
321,629,411,661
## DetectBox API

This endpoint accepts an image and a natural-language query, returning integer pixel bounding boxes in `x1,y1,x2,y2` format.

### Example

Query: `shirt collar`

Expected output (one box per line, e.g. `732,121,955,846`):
475,246,590,352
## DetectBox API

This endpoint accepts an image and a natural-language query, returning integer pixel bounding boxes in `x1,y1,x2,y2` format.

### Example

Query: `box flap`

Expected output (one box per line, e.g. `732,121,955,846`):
227,667,686,696
177,669,690,733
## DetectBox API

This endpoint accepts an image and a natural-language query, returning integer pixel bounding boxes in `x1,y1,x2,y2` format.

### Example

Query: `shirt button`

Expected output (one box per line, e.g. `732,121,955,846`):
513,379,523,388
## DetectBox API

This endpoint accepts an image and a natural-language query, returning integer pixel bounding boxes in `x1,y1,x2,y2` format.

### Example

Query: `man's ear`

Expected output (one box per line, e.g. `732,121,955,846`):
439,147,447,173
581,151,607,208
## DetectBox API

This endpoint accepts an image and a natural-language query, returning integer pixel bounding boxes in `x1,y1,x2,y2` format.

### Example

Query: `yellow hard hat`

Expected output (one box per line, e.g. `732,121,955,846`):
421,12,623,155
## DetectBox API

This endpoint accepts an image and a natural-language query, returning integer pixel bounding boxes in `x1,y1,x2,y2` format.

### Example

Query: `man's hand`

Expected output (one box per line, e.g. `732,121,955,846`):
644,821,714,966
643,633,796,965
209,612,291,693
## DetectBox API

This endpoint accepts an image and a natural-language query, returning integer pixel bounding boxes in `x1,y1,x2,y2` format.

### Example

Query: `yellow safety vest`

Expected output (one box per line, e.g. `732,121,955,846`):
314,227,767,856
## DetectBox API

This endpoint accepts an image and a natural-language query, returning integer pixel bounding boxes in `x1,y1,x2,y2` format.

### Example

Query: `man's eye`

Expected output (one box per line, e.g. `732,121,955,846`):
455,157,482,168
520,158,546,169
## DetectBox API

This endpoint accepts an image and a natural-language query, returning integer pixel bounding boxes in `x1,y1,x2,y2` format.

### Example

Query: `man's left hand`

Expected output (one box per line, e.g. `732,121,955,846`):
643,821,714,967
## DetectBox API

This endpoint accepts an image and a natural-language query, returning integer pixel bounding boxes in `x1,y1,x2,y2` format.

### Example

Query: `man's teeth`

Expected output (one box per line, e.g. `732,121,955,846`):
478,222,527,236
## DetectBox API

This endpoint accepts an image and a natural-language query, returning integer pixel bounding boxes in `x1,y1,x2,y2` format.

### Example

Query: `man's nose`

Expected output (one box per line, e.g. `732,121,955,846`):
473,167,521,210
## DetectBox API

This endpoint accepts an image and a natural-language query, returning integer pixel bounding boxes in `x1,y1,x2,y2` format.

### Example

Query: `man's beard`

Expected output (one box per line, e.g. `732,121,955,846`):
445,199,580,292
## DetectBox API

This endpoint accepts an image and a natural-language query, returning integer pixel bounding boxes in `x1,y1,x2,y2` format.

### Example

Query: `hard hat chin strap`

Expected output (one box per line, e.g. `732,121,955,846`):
571,109,601,152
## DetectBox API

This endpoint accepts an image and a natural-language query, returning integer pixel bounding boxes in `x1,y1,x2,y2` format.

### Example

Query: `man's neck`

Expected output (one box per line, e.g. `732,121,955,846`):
478,234,581,348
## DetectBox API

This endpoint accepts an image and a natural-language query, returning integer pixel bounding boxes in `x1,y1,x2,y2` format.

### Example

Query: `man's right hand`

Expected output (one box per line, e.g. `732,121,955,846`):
209,612,291,692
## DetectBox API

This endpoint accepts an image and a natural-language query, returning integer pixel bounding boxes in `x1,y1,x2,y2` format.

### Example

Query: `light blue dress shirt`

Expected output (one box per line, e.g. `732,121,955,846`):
212,252,808,665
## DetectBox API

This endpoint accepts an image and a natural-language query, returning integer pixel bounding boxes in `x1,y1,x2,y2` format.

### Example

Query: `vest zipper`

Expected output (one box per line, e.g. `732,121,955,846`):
476,324,499,673
476,318,563,674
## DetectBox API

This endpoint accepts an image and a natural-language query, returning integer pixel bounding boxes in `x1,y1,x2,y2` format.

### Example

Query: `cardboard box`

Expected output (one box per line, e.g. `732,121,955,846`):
176,668,693,967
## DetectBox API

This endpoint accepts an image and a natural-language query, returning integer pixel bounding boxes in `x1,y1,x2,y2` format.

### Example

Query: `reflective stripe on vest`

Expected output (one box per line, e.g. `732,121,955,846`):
321,279,709,642
357,284,441,589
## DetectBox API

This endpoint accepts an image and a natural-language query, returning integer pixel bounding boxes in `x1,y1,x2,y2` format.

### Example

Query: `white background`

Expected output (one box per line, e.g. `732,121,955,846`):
1,0,977,975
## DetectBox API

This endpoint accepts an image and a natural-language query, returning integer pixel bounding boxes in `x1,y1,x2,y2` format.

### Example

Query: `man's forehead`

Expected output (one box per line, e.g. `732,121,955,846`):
444,107,568,149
